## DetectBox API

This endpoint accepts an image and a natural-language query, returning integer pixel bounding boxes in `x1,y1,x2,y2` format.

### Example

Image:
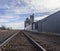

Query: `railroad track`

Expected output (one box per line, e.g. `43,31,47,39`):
24,31,60,51
0,30,18,44
23,31,46,51
0,30,46,51
0,30,20,51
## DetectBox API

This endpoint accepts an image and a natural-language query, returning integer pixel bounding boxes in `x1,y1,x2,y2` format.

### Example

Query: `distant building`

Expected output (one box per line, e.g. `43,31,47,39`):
24,14,34,30
24,17,31,27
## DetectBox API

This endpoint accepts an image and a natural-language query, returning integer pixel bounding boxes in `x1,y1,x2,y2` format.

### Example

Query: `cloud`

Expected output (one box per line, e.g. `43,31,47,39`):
28,0,60,13
0,0,60,29
0,0,60,15
0,19,9,23
0,0,60,14
5,22,24,29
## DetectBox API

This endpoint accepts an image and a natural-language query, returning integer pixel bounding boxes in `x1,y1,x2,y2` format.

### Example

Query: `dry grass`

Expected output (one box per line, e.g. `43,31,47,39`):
0,30,18,44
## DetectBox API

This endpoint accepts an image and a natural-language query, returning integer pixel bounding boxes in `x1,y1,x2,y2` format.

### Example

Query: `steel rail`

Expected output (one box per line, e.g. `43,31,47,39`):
23,31,47,51
0,31,20,48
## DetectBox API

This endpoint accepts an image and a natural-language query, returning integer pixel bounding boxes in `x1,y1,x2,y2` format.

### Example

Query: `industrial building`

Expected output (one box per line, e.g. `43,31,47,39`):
24,11,60,33
24,14,34,30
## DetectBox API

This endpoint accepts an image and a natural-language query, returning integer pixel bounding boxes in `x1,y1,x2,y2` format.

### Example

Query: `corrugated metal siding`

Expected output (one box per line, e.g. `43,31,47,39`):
37,11,60,33
37,21,42,32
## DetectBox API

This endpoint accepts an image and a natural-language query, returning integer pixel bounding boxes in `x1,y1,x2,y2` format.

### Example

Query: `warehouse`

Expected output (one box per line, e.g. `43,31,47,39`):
35,11,60,33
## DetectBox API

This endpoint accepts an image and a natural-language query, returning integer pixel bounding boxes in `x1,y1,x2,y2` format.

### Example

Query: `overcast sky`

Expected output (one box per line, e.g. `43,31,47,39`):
0,0,60,29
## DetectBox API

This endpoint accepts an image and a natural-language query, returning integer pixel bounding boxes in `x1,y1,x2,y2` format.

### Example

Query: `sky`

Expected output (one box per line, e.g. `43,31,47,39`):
0,0,60,29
